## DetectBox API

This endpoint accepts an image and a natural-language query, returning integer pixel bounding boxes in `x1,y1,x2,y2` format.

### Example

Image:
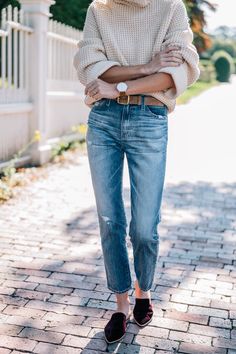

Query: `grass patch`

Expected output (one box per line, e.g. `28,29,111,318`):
177,80,218,105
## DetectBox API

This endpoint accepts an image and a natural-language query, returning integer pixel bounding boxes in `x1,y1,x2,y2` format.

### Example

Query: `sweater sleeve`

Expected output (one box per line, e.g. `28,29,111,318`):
158,0,200,99
73,5,122,86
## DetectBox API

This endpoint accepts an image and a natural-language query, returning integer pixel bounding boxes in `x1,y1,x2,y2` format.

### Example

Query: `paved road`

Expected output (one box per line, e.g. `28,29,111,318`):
165,75,236,183
0,79,236,353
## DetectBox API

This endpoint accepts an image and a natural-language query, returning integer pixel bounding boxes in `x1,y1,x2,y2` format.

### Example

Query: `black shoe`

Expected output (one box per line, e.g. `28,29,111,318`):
133,298,154,327
104,311,131,344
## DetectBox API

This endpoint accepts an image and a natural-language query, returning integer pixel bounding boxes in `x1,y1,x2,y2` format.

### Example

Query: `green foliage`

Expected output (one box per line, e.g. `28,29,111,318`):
199,59,216,82
51,140,76,158
0,0,90,30
0,0,19,11
183,0,217,53
50,0,91,30
51,139,84,160
211,50,235,82
208,39,236,58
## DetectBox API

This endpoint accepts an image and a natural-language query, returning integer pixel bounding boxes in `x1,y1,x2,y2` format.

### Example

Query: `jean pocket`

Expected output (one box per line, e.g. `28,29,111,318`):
145,105,168,120
88,103,112,128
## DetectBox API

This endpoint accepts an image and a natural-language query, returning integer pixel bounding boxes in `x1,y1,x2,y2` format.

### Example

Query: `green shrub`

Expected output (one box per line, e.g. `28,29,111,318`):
199,59,216,82
209,39,236,58
211,50,235,82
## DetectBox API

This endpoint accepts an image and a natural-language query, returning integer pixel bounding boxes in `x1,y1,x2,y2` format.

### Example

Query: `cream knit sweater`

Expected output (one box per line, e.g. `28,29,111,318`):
73,0,200,112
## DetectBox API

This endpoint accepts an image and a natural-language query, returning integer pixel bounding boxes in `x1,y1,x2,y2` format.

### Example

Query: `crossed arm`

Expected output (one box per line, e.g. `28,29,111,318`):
98,63,175,94
85,66,175,100
84,53,179,100
98,63,150,82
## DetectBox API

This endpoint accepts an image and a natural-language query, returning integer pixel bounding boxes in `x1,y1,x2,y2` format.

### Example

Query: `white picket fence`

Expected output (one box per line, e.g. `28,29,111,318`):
0,0,87,166
0,6,32,104
47,18,82,84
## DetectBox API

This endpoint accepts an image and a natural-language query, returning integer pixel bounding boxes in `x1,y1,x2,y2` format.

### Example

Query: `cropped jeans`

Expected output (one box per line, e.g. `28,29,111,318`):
86,95,168,293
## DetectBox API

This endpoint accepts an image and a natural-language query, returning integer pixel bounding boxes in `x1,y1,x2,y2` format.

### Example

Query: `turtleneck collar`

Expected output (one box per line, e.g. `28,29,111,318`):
113,0,151,8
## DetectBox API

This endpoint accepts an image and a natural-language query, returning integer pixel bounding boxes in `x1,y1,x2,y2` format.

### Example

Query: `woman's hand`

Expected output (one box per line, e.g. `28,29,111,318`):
145,46,185,75
85,79,119,100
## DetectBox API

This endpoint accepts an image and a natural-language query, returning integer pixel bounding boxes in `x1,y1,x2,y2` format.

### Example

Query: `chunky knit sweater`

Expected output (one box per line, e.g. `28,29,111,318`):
73,0,200,112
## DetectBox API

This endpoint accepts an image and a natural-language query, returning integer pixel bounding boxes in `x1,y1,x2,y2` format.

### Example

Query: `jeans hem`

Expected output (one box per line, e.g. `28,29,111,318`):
107,284,132,294
138,286,152,292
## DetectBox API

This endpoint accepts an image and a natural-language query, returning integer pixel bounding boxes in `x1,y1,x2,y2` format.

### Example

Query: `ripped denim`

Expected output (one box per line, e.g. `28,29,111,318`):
86,95,168,293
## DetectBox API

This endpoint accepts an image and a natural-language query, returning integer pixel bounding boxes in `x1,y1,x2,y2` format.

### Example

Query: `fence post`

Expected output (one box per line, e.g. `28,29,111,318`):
19,0,55,165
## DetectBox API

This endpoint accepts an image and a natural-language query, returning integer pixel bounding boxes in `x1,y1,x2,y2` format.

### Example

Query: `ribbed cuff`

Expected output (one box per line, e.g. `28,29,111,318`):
87,60,122,84
159,62,188,99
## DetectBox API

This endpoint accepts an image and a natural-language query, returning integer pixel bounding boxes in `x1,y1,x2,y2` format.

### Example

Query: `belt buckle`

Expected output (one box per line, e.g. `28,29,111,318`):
116,95,130,105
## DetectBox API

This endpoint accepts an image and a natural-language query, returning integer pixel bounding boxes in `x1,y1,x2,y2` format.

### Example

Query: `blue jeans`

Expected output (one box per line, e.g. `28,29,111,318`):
86,95,168,293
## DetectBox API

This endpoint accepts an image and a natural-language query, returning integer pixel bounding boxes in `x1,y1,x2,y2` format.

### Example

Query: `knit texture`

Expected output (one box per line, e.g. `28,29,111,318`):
73,0,200,112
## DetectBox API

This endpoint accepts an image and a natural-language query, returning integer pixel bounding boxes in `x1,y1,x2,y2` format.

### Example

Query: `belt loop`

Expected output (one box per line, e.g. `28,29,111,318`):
106,99,111,107
141,94,145,111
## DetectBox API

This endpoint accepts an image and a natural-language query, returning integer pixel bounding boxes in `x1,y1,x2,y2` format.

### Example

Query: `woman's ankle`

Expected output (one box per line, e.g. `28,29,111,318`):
116,298,131,316
115,291,130,312
134,280,151,300
135,291,151,300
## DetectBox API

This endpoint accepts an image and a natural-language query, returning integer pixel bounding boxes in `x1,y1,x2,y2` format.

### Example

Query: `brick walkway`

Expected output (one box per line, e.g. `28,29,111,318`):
0,153,235,354
1,79,236,353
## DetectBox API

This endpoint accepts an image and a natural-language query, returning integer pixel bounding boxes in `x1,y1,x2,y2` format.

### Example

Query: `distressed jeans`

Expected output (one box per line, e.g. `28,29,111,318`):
86,95,168,293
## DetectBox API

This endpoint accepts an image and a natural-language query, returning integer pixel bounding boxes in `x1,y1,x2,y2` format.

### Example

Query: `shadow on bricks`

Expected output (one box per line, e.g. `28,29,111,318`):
0,180,235,353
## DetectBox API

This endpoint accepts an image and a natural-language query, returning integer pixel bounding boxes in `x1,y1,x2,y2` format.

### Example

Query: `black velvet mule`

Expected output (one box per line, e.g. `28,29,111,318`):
104,311,131,344
133,298,154,327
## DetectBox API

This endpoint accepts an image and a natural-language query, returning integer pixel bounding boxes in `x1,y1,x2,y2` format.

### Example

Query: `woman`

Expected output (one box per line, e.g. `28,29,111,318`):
73,0,200,344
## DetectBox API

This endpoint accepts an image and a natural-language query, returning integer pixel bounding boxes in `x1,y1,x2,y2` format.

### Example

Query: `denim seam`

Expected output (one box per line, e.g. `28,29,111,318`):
137,246,159,292
103,219,131,294
138,285,153,292
138,211,160,292
107,284,132,294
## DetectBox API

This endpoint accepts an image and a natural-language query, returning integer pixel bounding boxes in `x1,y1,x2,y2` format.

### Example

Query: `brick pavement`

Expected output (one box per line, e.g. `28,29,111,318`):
0,148,235,354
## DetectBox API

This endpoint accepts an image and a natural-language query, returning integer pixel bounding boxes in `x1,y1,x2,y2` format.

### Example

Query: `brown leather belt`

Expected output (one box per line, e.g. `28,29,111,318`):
115,95,164,106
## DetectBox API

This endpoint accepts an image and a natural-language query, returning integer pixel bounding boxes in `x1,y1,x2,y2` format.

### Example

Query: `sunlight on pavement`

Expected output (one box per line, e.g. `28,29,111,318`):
165,75,236,183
